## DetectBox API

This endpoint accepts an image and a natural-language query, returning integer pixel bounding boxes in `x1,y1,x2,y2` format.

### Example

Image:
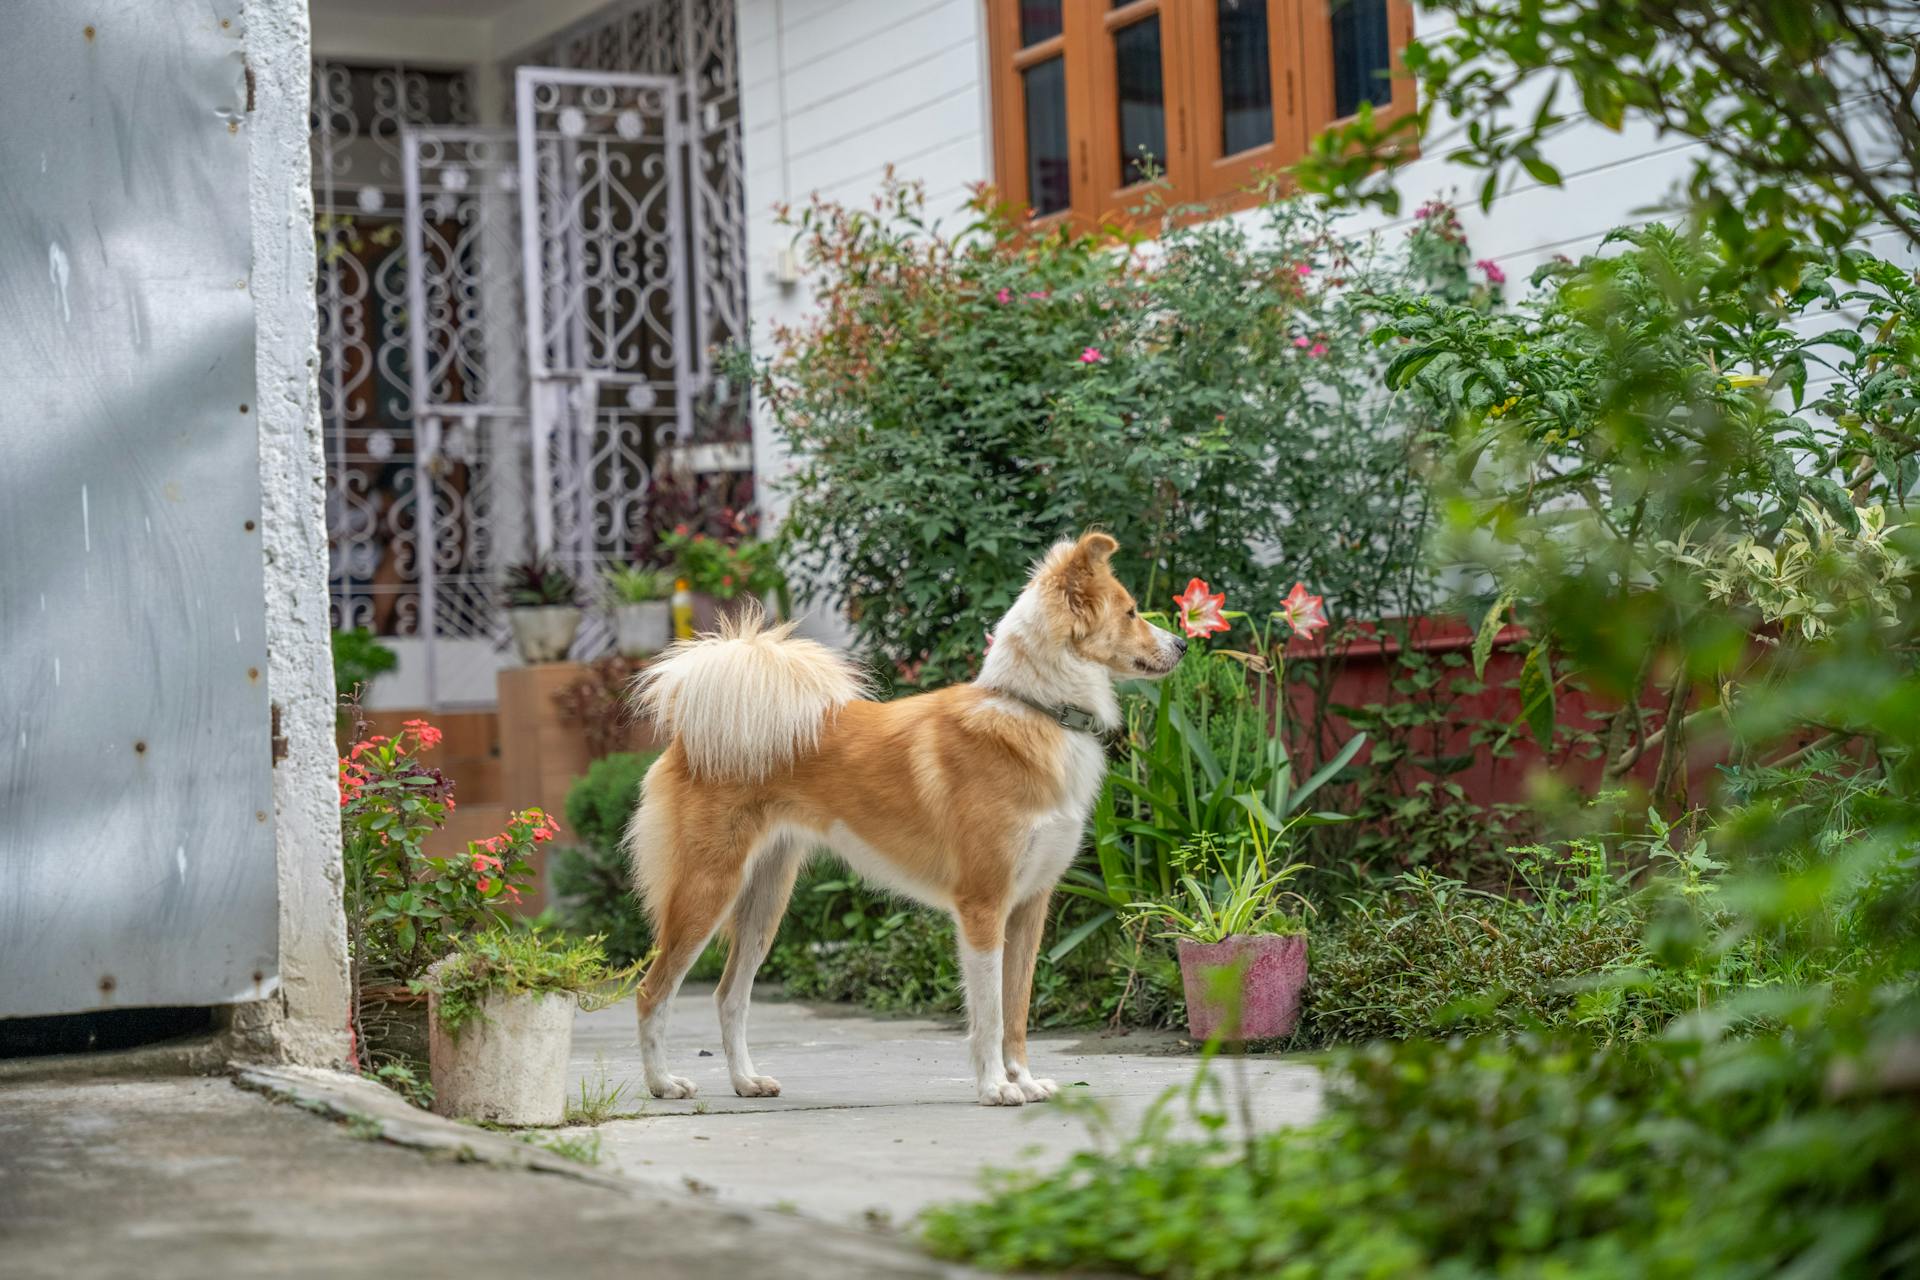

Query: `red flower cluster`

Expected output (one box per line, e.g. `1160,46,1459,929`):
402,718,443,750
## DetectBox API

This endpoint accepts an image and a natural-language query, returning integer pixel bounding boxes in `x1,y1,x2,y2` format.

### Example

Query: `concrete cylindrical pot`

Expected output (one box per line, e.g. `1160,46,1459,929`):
509,605,582,664
428,989,575,1126
1176,933,1309,1042
613,600,671,657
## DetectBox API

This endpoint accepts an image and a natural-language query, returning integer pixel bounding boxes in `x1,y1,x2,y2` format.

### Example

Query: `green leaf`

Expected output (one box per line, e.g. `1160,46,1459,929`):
1518,639,1556,751
1519,154,1562,187
1045,908,1116,963
1291,733,1367,814
1472,588,1516,679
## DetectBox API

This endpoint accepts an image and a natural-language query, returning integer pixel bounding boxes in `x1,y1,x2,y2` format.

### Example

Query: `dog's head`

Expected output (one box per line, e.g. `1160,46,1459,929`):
1033,532,1186,679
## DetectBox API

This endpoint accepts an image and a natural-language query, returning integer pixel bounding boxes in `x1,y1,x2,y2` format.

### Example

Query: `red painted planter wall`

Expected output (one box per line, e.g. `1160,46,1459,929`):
1278,616,1721,810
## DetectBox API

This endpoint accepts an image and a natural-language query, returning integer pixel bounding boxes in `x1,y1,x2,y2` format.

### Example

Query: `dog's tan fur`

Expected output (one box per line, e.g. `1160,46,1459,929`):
624,532,1185,1104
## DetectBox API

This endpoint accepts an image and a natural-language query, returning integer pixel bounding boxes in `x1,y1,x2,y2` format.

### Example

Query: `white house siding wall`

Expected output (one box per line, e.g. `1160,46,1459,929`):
735,0,993,496
735,0,995,640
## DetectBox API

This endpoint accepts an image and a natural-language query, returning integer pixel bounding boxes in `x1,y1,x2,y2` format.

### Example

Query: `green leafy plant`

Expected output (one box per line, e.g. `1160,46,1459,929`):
550,751,659,966
331,627,397,698
565,1059,643,1125
602,564,673,604
1295,1,1920,274
657,527,788,606
1379,226,1920,805
367,1060,433,1110
337,718,562,1063
505,557,581,608
754,180,1454,687
413,928,640,1041
1066,587,1360,956
1121,830,1307,944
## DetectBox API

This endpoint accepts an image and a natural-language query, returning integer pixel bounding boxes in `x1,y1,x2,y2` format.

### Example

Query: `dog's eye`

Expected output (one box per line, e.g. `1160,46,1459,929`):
1125,605,1137,618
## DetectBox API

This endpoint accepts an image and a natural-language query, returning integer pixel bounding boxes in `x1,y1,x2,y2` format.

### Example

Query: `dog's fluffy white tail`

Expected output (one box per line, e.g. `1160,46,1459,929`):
631,608,868,781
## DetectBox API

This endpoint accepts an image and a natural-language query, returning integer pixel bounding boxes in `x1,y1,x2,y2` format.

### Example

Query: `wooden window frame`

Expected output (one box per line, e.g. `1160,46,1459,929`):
984,0,1414,236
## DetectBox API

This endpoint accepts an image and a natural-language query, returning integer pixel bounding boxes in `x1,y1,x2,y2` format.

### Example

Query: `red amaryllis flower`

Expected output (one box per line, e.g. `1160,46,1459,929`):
1173,578,1228,639
1278,582,1328,639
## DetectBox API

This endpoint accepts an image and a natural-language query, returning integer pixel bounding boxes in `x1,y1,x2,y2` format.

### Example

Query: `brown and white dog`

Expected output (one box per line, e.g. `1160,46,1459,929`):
623,532,1186,1105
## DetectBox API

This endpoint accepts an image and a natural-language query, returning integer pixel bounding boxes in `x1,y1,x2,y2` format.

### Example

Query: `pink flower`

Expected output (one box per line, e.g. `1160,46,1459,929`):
1294,336,1311,349
476,876,493,894
1476,258,1507,285
1173,578,1228,640
1294,262,1312,277
1080,346,1103,364
995,288,1012,304
1027,290,1049,300
1278,582,1328,640
1310,343,1328,358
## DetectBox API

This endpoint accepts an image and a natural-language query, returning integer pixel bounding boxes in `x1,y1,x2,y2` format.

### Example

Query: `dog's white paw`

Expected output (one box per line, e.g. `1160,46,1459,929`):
647,1074,698,1100
1013,1076,1058,1102
977,1080,1028,1107
732,1074,782,1098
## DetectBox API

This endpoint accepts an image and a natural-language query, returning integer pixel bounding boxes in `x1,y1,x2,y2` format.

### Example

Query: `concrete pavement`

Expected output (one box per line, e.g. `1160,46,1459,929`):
561,984,1324,1225
0,1072,974,1280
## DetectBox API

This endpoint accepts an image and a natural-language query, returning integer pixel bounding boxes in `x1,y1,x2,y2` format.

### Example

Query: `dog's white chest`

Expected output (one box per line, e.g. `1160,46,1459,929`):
1016,734,1106,900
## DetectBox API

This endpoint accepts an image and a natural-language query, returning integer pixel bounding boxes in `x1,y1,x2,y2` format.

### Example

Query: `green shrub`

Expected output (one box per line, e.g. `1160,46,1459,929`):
549,752,657,966
331,627,396,698
757,183,1458,687
1297,866,1656,1046
923,1026,1920,1279
773,906,961,1014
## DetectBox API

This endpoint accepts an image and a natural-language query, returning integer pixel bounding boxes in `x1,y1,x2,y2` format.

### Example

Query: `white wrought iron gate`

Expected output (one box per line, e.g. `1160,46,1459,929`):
322,2,748,707
515,68,689,657
402,126,529,705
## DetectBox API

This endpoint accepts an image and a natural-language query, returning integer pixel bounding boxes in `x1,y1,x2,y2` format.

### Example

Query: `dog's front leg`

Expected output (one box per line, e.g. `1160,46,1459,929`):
1000,890,1058,1101
955,899,1025,1106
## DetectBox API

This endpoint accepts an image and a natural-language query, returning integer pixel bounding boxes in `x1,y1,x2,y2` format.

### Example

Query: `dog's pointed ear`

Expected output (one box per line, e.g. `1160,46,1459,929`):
1076,531,1118,563
1054,532,1119,619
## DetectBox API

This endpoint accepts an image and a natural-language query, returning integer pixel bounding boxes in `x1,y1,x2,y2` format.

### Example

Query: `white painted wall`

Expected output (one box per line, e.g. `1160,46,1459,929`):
246,0,353,1068
734,0,993,547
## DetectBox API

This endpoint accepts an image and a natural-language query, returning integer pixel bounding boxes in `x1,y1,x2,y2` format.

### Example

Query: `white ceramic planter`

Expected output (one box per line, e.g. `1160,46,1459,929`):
509,605,582,664
428,989,575,1126
613,600,671,657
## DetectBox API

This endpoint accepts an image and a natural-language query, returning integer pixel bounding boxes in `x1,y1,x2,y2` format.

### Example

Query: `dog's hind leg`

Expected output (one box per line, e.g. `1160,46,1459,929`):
1000,889,1057,1101
716,834,804,1098
632,805,756,1100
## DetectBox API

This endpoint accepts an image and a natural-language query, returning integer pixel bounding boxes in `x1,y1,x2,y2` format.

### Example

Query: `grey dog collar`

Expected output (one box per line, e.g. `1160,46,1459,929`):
1001,692,1105,736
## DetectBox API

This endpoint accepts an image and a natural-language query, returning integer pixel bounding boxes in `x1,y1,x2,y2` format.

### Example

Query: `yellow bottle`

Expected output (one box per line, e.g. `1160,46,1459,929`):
671,577,695,639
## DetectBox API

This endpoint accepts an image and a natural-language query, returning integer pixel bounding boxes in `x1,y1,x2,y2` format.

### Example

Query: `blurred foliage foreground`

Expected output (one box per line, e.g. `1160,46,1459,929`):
922,220,1920,1278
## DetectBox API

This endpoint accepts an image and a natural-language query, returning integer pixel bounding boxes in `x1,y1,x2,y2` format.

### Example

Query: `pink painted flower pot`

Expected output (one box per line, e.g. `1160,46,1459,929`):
1176,933,1309,1042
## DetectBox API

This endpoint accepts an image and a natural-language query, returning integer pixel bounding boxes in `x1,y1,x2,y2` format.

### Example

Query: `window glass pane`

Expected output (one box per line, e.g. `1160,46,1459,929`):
1331,0,1392,118
1022,55,1072,216
1217,0,1273,155
1019,2,1062,47
1114,15,1166,187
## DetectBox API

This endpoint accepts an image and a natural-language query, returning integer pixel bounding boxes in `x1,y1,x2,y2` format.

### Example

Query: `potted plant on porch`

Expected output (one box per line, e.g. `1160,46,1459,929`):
414,928,640,1126
338,716,561,1072
1128,837,1312,1043
604,564,674,657
659,527,789,631
505,556,583,663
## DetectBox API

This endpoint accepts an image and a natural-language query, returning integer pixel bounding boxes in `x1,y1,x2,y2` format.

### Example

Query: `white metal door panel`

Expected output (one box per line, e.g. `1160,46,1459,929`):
0,0,278,1016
